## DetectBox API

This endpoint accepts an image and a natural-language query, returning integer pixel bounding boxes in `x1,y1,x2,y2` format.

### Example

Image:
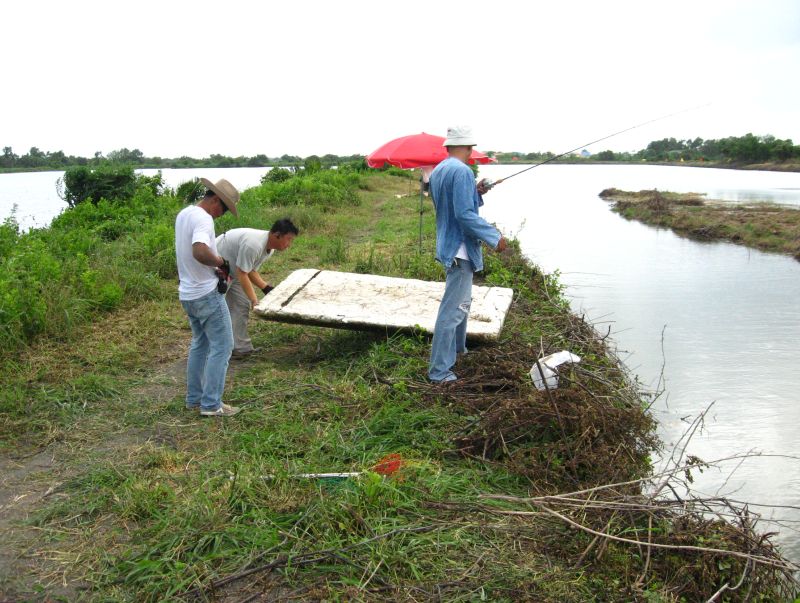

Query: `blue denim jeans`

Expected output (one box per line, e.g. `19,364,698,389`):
180,290,234,412
428,259,473,382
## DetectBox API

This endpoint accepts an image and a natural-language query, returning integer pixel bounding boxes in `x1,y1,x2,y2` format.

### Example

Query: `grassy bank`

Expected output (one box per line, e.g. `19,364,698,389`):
1,172,797,601
600,188,800,260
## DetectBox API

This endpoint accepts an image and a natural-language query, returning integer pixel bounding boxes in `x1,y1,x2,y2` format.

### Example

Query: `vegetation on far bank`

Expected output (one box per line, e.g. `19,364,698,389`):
492,132,800,169
0,146,366,172
3,132,800,174
600,188,800,260
1,169,797,601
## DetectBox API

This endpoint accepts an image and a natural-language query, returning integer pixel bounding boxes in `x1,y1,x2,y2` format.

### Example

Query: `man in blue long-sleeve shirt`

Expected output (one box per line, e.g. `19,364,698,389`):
428,125,507,383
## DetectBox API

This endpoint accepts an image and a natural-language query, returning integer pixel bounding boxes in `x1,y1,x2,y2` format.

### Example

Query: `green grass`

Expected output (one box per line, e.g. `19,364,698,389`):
602,188,800,260
0,173,794,601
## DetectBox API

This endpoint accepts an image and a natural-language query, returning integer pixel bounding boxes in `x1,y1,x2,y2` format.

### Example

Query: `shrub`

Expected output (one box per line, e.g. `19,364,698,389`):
260,167,294,184
136,172,166,197
59,166,165,208
60,165,138,207
244,170,363,207
0,214,20,259
140,223,177,278
303,156,323,174
0,180,183,354
97,282,124,310
176,179,204,204
338,158,370,173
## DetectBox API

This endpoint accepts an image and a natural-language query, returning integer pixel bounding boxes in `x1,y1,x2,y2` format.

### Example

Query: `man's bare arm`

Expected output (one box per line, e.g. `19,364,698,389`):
247,271,268,291
192,242,224,267
236,268,259,306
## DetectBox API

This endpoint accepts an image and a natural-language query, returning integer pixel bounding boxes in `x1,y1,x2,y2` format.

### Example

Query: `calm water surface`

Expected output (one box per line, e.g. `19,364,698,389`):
479,164,800,559
2,164,799,557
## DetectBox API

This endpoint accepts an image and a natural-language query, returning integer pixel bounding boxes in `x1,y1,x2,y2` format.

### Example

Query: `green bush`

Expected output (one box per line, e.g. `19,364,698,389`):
244,170,363,207
0,182,183,354
60,166,165,208
60,165,138,207
260,167,294,184
338,158,370,173
0,214,20,259
176,178,203,204
303,155,323,174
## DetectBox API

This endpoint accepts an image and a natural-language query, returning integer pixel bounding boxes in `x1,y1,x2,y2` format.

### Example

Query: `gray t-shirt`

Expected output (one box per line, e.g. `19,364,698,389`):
215,228,274,273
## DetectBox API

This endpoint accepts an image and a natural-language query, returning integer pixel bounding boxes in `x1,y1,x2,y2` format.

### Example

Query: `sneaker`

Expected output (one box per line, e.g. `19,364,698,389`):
231,347,261,359
185,403,200,411
200,403,241,417
429,374,458,385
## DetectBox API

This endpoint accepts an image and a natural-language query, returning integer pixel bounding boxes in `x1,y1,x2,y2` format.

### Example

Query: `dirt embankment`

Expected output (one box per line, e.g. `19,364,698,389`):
600,188,800,260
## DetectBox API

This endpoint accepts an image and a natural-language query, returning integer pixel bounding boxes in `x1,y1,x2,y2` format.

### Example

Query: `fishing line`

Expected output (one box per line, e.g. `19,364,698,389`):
489,103,711,187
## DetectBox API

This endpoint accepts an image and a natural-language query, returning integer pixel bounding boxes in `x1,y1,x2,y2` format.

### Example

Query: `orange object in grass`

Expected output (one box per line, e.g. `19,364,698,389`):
373,453,403,476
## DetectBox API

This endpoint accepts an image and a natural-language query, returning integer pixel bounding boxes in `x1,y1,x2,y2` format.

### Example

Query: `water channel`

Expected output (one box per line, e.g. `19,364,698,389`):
2,164,799,558
479,163,800,559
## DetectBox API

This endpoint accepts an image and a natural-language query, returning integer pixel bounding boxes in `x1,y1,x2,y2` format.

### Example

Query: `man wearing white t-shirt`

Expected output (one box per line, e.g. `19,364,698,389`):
216,219,299,357
175,178,241,417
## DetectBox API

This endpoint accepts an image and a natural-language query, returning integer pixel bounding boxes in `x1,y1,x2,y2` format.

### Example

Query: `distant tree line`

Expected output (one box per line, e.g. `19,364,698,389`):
0,147,365,171
2,133,798,172
492,133,800,164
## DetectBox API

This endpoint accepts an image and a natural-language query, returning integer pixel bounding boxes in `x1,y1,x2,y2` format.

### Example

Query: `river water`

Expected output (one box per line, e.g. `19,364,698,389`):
2,164,800,558
479,164,800,560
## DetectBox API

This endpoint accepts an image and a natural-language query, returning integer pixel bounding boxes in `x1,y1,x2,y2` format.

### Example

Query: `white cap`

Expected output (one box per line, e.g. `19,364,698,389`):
443,125,477,147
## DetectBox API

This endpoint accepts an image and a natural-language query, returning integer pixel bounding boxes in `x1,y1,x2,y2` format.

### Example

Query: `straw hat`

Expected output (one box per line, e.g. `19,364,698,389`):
443,125,477,147
200,178,239,216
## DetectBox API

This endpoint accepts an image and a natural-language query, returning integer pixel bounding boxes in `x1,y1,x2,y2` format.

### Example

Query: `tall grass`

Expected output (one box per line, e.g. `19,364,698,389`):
0,186,180,352
243,169,365,208
0,170,371,356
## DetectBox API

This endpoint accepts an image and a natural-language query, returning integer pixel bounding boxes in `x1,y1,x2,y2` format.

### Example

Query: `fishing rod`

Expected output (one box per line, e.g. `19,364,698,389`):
484,104,710,189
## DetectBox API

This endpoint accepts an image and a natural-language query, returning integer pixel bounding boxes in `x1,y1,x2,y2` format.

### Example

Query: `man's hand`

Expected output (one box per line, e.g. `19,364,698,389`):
215,259,233,293
495,236,508,252
215,259,232,284
216,258,230,278
476,178,492,195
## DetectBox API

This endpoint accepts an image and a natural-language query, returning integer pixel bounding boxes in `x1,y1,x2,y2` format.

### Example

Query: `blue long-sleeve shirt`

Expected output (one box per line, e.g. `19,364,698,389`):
430,157,501,272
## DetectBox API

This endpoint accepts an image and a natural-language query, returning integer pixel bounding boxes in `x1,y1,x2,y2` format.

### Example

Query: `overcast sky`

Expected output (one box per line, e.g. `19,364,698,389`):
3,0,798,158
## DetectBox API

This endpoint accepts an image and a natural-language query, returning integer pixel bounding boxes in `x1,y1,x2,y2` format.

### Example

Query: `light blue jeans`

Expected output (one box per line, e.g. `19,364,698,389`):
180,289,234,412
428,258,473,382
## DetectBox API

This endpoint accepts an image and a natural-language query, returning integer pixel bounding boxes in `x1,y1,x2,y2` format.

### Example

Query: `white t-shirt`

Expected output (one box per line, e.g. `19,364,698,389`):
216,228,274,273
455,242,469,261
175,205,219,301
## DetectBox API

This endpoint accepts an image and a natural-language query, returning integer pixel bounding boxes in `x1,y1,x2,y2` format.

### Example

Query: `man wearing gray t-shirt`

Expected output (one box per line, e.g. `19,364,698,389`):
216,219,299,357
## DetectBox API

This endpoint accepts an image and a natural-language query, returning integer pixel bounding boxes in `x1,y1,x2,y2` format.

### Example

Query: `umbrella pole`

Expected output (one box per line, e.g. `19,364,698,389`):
418,172,424,254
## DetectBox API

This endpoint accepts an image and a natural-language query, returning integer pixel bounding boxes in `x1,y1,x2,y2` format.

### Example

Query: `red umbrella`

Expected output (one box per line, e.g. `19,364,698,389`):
366,133,494,253
366,132,494,169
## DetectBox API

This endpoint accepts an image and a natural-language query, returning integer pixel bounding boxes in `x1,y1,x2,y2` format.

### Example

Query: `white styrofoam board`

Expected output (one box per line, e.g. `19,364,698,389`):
253,269,513,342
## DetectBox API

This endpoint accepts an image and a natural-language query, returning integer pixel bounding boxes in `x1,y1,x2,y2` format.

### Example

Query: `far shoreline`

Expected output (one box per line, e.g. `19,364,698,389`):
600,187,800,260
3,159,800,175
492,159,800,173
